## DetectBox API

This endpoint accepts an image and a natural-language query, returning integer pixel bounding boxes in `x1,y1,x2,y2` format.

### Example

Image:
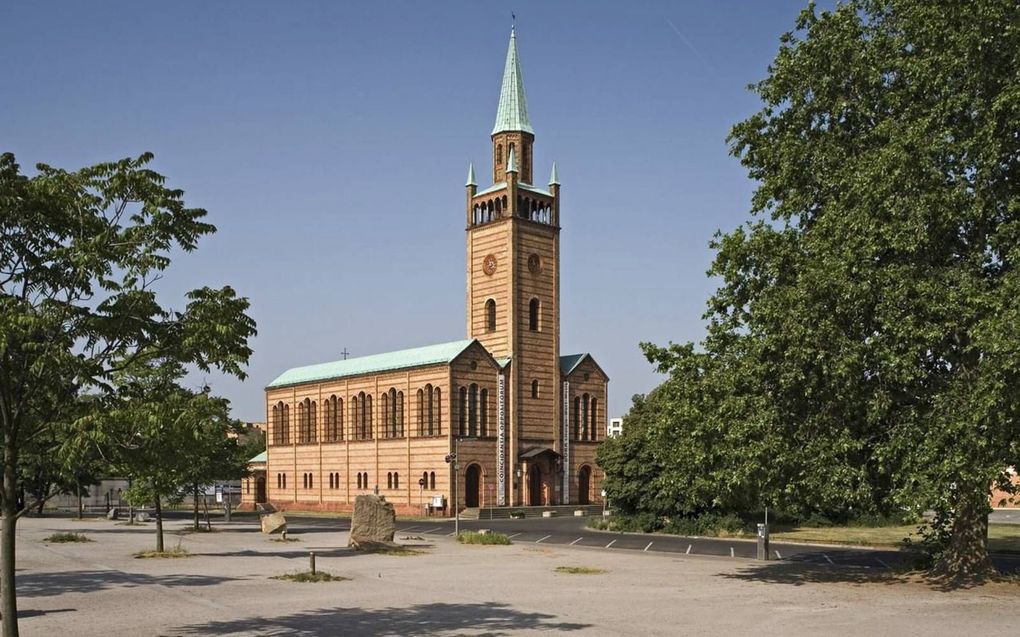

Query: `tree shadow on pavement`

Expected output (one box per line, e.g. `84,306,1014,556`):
170,602,590,636
16,570,239,597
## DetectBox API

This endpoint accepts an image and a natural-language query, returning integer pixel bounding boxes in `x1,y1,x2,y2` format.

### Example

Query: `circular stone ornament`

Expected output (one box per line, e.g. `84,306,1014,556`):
528,254,542,274
483,254,498,276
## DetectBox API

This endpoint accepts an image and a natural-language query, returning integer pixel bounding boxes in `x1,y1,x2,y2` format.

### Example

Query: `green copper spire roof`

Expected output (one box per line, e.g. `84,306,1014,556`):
549,161,559,185
506,146,517,173
466,162,476,187
492,27,534,136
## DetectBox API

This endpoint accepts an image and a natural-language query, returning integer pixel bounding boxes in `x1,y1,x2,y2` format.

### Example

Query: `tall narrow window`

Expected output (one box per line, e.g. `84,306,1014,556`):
480,388,488,437
573,396,581,440
426,384,434,436
336,397,344,440
388,388,398,438
458,386,467,436
590,398,599,442
468,384,478,437
387,472,393,489
381,392,390,438
393,473,399,489
308,399,316,443
485,299,496,332
397,391,404,437
417,388,425,436
422,471,429,489
531,380,539,398
430,471,436,490
272,404,281,445
497,144,503,164
282,473,286,489
308,473,313,489
434,387,442,436
529,298,540,331
582,393,590,441
297,401,306,443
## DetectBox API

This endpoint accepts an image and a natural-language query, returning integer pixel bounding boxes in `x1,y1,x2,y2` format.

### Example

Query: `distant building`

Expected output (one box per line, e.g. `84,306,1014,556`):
608,418,624,438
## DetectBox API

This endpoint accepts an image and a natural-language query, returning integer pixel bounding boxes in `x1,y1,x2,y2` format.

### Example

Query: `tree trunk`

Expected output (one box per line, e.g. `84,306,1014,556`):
193,483,200,531
932,486,996,582
76,482,83,520
2,444,21,636
154,495,164,553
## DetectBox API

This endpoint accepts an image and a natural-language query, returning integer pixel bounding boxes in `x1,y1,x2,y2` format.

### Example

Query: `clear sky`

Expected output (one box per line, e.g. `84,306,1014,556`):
2,1,826,422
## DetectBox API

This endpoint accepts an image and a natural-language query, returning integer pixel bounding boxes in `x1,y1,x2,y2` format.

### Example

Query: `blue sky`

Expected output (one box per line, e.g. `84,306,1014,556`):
2,1,825,422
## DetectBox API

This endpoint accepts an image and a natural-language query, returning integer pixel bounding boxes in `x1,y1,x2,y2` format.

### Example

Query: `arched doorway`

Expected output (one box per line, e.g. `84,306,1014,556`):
528,465,543,506
255,476,267,504
465,464,481,508
578,466,591,505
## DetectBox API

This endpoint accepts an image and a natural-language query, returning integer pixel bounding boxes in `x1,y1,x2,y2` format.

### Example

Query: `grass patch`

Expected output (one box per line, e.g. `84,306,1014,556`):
134,547,191,559
43,532,92,543
271,570,348,583
270,536,302,543
555,566,608,575
375,546,426,556
175,526,219,535
771,523,1020,552
457,531,512,545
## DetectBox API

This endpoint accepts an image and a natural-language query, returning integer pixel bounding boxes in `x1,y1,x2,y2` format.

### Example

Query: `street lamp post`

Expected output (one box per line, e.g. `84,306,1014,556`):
445,436,477,538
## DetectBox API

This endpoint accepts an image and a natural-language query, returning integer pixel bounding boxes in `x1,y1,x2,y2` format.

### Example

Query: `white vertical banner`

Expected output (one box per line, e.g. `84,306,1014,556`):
496,375,507,506
562,381,570,502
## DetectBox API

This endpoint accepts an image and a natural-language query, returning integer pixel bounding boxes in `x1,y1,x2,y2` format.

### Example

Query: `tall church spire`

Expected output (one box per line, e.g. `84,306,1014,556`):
492,27,534,136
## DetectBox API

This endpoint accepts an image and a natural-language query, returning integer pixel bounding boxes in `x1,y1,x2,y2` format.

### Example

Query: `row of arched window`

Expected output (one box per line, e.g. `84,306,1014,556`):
471,195,552,226
457,383,490,437
572,393,600,441
273,470,442,492
271,387,443,446
484,297,542,332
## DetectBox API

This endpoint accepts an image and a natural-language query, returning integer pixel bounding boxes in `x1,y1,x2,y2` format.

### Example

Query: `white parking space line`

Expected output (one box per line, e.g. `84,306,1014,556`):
823,554,835,565
446,531,456,537
536,535,551,543
775,549,782,559
605,539,617,549
686,544,692,555
508,533,522,539
399,526,421,532
730,547,735,558
422,527,442,533
570,537,584,546
643,542,653,552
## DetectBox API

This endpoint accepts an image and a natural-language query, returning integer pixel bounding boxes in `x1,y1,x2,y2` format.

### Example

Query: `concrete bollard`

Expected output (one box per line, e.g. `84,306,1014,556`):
309,551,316,574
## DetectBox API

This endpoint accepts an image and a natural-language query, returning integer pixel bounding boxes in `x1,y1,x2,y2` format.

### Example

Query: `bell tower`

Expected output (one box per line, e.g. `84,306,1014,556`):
465,27,562,506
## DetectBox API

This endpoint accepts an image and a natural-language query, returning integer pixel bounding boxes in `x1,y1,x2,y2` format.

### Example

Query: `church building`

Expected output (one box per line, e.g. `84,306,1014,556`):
248,29,608,515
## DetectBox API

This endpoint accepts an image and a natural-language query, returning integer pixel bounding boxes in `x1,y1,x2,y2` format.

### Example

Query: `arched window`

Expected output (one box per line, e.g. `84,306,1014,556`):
357,472,362,489
458,386,467,436
397,391,404,437
308,399,316,443
529,298,540,331
417,388,425,436
335,396,344,441
282,473,287,489
381,391,390,438
434,387,442,436
590,398,599,442
308,473,313,489
573,396,582,440
468,383,478,437
485,299,496,332
328,473,333,489
480,388,488,437
497,144,503,164
277,473,282,489
388,388,398,438
425,383,434,436
297,402,305,443
430,471,436,490
387,472,393,489
393,472,399,489
532,380,539,398
272,403,281,445
522,145,528,175
422,471,429,489
365,394,373,439
582,393,590,441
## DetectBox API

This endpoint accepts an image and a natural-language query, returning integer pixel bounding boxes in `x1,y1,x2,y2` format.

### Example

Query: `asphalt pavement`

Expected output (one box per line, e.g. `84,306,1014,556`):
276,513,1020,574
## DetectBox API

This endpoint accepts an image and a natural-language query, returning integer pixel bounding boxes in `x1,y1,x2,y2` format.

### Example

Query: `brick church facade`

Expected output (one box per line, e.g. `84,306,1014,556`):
245,29,608,515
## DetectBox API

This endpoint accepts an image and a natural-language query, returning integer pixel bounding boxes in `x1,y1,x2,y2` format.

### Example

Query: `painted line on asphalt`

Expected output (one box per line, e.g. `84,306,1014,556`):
508,533,522,539
605,539,617,549
686,544,692,555
446,531,457,537
775,549,782,559
730,547,735,558
876,557,890,569
536,535,552,544
570,537,584,546
422,527,442,533
644,542,653,552
399,525,422,532
823,554,835,565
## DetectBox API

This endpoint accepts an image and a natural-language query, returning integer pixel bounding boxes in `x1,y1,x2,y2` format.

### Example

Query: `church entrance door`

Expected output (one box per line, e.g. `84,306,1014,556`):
255,476,267,504
465,464,481,508
528,465,543,506
578,466,591,505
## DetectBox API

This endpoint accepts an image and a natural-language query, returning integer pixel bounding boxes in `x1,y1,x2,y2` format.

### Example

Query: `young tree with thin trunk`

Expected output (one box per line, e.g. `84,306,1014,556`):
0,153,255,636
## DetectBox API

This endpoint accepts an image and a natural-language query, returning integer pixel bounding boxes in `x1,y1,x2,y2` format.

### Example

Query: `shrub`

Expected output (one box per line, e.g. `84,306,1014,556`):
44,532,91,543
271,571,347,583
555,566,608,575
458,531,512,545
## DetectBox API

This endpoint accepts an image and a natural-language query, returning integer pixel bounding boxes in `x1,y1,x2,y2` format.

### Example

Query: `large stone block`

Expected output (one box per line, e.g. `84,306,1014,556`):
349,495,396,550
261,511,287,534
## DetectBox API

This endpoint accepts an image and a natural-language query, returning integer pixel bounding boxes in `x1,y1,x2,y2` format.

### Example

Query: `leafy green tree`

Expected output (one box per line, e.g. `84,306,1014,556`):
642,0,1019,581
0,152,255,635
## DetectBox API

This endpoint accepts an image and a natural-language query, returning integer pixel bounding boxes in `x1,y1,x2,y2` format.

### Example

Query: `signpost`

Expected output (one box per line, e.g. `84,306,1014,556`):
496,375,506,506
562,382,570,501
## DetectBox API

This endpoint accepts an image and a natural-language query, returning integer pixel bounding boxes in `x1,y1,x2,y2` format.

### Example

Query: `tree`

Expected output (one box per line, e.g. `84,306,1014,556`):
646,0,1019,581
0,152,255,635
